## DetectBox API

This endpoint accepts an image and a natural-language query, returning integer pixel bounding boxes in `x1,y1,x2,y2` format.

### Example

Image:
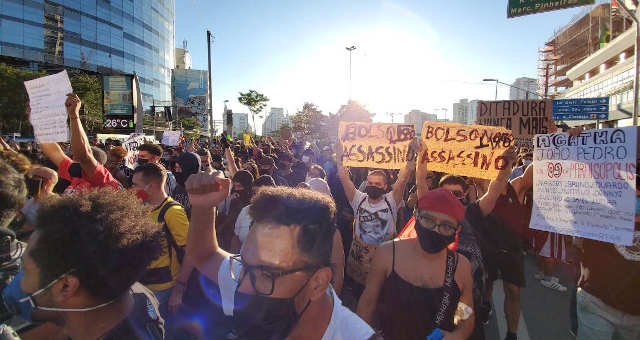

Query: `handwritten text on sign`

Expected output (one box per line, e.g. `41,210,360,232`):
24,70,73,143
421,122,514,180
530,127,637,246
339,122,416,169
477,100,552,147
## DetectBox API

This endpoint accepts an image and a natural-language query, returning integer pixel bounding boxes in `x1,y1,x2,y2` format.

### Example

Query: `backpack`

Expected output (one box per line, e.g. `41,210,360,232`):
157,200,185,264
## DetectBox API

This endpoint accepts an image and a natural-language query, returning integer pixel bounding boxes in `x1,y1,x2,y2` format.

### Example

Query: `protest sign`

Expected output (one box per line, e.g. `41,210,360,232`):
24,70,73,143
161,131,181,146
338,122,416,169
420,121,514,180
529,127,637,245
122,134,147,169
243,133,251,146
477,100,552,147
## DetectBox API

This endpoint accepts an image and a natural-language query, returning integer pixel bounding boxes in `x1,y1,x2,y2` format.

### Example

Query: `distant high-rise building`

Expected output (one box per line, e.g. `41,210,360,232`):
232,112,249,137
452,99,469,124
262,108,289,136
452,99,481,125
510,77,539,100
404,110,437,136
175,48,192,70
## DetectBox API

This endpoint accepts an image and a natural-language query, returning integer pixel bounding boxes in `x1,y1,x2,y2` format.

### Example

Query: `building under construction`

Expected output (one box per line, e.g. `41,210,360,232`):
538,2,633,98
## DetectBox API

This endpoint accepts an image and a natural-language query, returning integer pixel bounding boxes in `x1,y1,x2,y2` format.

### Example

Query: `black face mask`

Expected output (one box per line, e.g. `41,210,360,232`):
414,218,456,253
233,279,312,340
365,185,386,200
137,158,149,166
68,162,83,178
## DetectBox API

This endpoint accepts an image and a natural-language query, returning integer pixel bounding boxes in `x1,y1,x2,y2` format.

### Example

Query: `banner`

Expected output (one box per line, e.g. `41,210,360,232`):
477,100,552,147
420,122,514,180
529,127,637,245
338,122,416,169
24,70,72,143
161,131,181,146
122,134,147,169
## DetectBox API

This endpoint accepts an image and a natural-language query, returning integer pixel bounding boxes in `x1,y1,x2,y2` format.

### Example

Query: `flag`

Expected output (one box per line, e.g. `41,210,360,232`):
600,23,611,48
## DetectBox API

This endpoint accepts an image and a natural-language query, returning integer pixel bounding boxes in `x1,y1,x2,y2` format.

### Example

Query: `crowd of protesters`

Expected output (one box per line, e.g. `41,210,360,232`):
0,93,637,340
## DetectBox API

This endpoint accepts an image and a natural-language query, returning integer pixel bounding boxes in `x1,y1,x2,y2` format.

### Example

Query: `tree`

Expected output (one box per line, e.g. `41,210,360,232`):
290,102,329,140
238,90,269,135
69,72,103,135
0,63,46,135
326,100,375,140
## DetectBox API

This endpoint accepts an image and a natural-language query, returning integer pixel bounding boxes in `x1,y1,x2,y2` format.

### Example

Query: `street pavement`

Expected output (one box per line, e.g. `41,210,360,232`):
485,254,577,340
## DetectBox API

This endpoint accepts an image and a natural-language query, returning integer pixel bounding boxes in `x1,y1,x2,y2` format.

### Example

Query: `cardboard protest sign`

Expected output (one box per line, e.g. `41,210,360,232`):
420,121,514,180
529,127,637,245
24,70,73,143
161,131,181,146
122,134,147,169
477,100,552,147
338,122,416,169
243,133,251,146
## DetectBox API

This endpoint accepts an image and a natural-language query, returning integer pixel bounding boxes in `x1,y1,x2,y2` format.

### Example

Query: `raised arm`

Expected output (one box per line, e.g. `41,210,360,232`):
66,94,98,176
224,147,239,177
336,140,356,203
392,138,418,204
477,146,517,217
185,169,232,282
415,139,429,199
40,143,67,168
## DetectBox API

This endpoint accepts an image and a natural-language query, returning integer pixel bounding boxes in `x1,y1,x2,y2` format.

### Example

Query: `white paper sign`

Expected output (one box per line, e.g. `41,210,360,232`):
530,127,637,245
161,131,181,146
122,134,148,169
24,70,73,143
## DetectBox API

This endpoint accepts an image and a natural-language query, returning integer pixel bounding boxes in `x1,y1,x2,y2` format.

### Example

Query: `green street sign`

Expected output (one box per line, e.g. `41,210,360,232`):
507,0,595,18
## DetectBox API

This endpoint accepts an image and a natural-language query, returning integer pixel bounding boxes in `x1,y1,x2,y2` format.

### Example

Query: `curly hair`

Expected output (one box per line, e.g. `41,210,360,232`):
0,150,31,175
0,159,26,228
108,146,127,160
31,188,163,300
249,186,336,267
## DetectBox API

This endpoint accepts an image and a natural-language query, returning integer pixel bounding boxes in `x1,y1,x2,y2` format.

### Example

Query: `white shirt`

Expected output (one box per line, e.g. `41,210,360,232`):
218,257,375,339
234,205,253,244
350,190,398,245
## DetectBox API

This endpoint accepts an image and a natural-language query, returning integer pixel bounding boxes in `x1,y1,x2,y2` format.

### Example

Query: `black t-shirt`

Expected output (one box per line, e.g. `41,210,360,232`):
100,283,164,340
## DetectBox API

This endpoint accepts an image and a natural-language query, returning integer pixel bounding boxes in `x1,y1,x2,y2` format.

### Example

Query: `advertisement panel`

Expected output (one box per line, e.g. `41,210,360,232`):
172,69,208,130
103,75,135,131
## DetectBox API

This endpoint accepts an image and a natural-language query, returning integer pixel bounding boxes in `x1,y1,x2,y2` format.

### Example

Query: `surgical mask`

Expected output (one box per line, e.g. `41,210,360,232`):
233,278,312,339
365,186,386,200
135,184,150,202
18,270,115,312
2,270,33,321
414,219,456,253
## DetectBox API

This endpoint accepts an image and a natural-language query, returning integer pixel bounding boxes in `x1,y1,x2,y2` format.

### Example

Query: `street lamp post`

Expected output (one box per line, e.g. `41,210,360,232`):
483,78,539,100
346,45,356,101
618,1,640,126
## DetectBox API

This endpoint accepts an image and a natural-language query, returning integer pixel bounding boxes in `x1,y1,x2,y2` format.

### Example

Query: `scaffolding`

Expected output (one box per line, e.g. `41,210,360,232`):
538,2,633,98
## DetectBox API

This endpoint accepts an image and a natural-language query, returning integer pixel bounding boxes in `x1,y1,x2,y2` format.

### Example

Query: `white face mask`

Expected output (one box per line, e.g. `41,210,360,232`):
19,270,116,312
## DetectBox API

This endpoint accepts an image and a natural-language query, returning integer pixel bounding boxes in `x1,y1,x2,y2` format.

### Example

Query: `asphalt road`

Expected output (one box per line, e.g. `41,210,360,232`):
484,255,577,340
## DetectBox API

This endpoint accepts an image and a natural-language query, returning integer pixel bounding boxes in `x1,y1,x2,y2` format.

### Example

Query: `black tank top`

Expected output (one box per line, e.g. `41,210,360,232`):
380,241,460,340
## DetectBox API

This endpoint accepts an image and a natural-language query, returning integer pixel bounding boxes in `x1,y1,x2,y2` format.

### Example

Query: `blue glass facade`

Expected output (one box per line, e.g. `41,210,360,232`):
0,0,175,105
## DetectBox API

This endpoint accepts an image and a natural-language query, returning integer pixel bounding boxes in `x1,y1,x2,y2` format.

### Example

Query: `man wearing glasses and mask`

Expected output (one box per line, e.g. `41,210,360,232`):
185,171,376,339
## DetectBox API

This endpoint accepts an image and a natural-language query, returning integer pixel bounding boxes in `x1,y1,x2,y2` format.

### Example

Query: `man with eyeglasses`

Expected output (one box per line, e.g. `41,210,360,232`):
357,188,475,340
185,170,376,339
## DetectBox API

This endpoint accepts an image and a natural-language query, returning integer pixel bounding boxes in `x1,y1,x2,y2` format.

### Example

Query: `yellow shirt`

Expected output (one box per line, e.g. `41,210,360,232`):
145,197,189,292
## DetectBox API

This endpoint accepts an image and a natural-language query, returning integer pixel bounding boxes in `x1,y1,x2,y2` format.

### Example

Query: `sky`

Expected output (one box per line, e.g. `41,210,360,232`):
175,0,599,134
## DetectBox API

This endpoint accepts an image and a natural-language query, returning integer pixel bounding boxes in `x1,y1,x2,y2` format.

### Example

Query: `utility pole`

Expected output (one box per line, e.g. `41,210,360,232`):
207,30,215,139
346,45,356,101
618,1,639,125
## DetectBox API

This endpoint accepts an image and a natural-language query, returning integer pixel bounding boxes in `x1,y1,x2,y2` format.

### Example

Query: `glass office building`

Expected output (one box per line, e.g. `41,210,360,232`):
0,0,175,105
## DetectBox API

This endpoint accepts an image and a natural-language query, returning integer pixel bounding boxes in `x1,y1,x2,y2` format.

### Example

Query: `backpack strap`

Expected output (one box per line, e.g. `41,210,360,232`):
157,199,185,264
